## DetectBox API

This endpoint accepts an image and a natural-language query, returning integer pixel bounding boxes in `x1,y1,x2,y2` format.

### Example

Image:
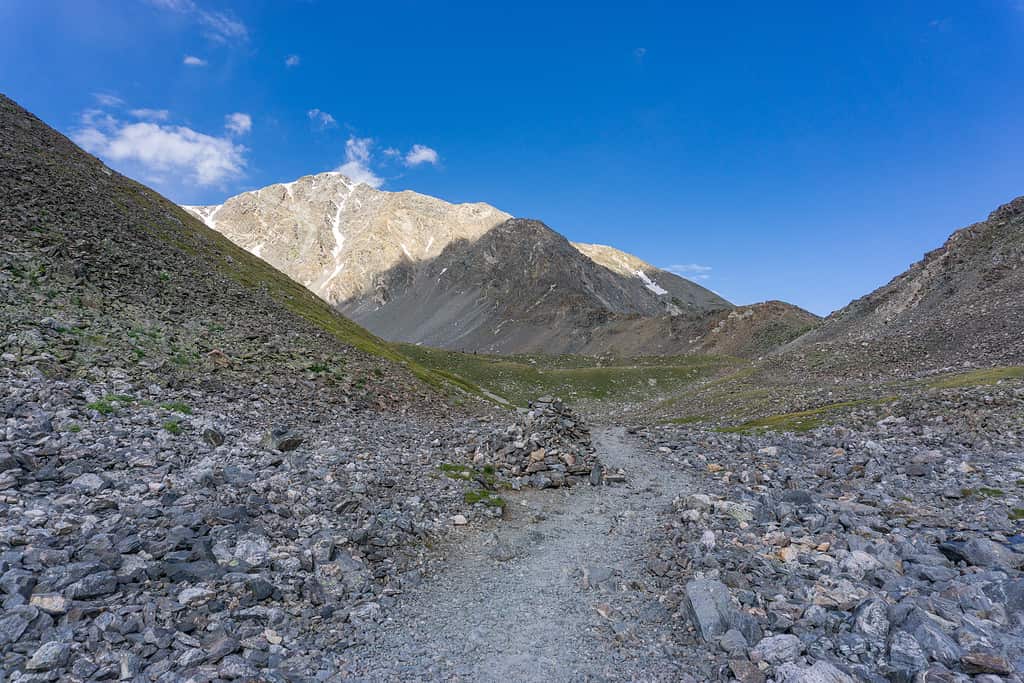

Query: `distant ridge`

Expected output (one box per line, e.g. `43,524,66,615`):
786,196,1024,369
184,176,819,356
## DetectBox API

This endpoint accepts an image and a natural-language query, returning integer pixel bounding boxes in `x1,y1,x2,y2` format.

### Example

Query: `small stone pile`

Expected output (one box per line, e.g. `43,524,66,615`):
470,396,605,489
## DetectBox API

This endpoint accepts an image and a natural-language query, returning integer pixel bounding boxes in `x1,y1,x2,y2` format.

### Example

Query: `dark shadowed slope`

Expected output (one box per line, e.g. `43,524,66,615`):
337,218,719,354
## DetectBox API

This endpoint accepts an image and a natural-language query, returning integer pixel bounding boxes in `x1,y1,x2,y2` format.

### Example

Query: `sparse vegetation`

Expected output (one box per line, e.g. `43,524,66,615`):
665,415,709,425
87,399,116,415
926,366,1024,389
438,463,473,480
162,419,182,435
718,398,897,434
397,343,740,407
464,489,506,508
161,401,193,415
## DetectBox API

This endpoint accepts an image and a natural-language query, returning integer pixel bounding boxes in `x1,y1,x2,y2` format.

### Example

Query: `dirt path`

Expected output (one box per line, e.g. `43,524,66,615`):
346,427,696,682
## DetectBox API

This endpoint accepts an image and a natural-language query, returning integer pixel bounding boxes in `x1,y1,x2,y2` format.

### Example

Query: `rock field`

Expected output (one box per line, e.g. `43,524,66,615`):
636,382,1024,681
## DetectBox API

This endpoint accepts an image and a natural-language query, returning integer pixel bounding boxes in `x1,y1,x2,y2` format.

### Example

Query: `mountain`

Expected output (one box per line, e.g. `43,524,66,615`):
787,196,1024,369
185,174,757,355
572,242,728,311
184,174,512,305
337,217,734,354
0,93,446,407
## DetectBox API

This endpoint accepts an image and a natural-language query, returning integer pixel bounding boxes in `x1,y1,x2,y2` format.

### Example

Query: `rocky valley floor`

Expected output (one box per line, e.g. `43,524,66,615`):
345,428,693,682
4,366,1023,682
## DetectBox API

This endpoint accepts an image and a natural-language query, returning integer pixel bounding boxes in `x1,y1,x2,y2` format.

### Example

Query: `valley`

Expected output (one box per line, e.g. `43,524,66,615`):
3,89,1024,683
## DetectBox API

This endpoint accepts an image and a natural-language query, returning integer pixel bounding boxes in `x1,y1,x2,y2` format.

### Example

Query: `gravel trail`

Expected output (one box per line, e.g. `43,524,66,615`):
346,427,694,682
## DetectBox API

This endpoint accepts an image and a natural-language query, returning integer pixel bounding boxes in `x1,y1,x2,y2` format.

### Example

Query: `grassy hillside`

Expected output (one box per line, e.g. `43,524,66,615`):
395,343,742,407
1,93,480,409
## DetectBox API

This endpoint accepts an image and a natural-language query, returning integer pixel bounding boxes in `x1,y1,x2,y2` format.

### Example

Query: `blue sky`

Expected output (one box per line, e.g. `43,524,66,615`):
2,1,1023,315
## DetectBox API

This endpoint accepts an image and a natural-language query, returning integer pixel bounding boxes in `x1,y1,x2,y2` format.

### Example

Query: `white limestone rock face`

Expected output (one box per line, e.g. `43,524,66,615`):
184,172,511,305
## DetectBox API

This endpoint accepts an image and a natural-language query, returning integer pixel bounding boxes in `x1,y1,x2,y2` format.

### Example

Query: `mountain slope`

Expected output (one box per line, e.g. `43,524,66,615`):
185,176,751,355
572,242,729,311
183,174,512,305
337,218,715,353
0,93,449,406
788,197,1024,369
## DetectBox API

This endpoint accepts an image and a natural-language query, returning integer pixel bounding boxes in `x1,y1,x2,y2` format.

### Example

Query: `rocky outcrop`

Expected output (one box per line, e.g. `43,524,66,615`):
184,173,511,305
786,197,1024,368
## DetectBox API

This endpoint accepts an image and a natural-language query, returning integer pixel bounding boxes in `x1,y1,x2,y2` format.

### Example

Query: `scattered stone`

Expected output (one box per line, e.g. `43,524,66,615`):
683,579,738,642
261,426,304,451
750,634,802,665
25,641,70,672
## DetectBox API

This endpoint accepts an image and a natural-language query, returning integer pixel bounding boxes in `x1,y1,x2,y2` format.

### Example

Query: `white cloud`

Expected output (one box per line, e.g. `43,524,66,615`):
336,136,383,188
404,144,439,166
225,112,252,135
665,263,712,281
148,0,248,44
198,10,247,43
81,108,120,129
93,93,124,108
73,110,246,187
307,108,337,129
130,108,170,121
285,54,300,67
183,55,207,66
148,0,193,9
383,147,401,157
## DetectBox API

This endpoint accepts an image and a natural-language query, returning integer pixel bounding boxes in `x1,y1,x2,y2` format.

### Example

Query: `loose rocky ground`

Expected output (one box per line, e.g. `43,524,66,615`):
636,382,1024,682
0,370,474,681
4,92,1024,682
346,428,694,682
0,359,617,681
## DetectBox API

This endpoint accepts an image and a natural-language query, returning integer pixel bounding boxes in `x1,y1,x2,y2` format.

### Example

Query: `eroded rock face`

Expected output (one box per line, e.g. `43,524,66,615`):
184,174,512,306
185,178,753,357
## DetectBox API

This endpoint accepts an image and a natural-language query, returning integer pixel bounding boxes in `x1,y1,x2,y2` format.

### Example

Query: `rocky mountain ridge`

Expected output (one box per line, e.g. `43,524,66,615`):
786,196,1024,371
184,175,825,357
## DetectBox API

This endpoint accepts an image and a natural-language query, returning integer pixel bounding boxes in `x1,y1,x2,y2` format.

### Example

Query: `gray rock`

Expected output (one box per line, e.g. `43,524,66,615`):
960,538,1024,569
718,628,749,657
852,598,890,641
888,630,929,675
25,641,70,671
0,567,36,597
683,579,737,642
910,617,962,667
261,426,304,452
203,426,225,446
774,661,857,683
71,472,106,492
751,633,802,665
0,612,30,645
67,571,117,598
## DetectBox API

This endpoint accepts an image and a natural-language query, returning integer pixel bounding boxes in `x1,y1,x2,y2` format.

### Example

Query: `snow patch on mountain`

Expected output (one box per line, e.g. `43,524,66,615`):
636,269,668,296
